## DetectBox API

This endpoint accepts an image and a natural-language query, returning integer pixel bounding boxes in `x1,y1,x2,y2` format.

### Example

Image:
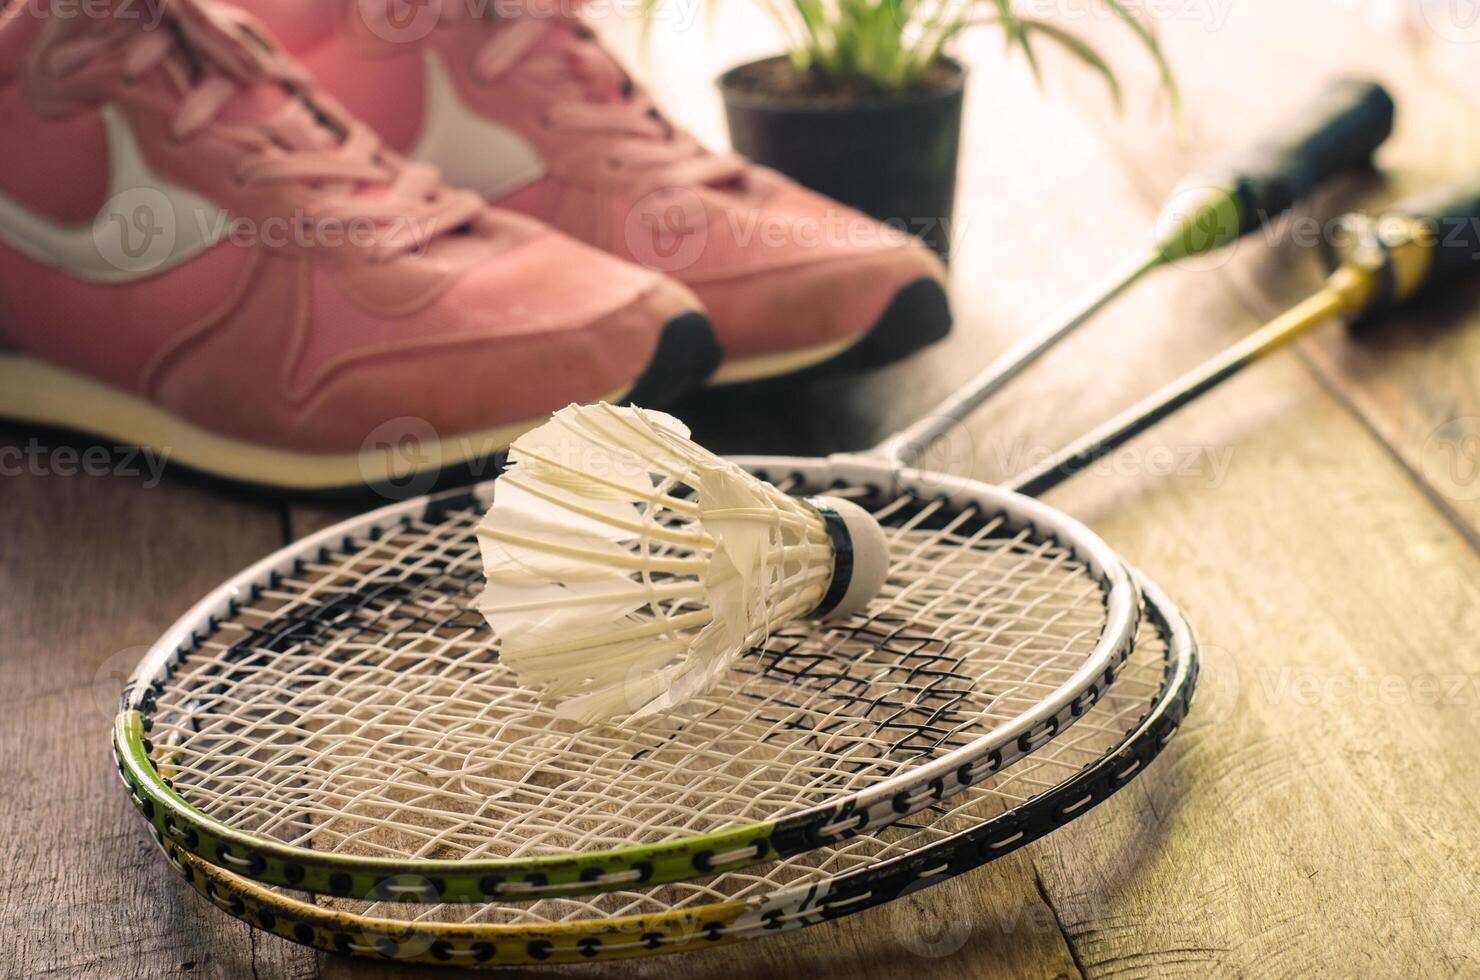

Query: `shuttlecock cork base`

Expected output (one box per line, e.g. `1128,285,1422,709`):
476,403,890,724
805,497,890,620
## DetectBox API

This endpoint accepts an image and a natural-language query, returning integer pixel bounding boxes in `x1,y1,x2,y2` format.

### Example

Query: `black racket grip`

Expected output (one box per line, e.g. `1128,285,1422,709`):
1392,179,1480,297
1211,78,1395,233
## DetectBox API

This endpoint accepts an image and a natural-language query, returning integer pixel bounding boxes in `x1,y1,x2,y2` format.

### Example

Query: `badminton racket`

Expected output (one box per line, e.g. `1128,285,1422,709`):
158,569,1194,966
115,441,1138,903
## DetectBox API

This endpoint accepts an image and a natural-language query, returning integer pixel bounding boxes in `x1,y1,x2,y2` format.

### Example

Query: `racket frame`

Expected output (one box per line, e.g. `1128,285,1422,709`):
115,455,1139,903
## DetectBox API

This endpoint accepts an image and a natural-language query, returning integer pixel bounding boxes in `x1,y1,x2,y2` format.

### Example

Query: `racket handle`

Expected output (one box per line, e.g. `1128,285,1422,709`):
1388,179,1480,301
1334,178,1480,324
1011,180,1478,496
1155,78,1395,261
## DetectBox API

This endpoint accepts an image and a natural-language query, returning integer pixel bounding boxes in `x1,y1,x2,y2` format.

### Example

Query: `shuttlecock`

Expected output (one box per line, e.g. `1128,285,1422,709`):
475,403,889,724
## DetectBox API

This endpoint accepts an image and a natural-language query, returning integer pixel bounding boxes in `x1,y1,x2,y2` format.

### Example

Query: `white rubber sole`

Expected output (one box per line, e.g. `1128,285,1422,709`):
0,355,625,491
704,277,953,387
707,335,858,387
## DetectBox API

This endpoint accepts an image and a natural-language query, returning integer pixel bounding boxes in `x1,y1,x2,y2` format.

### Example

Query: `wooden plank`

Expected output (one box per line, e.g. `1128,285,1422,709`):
977,12,1480,970
1031,355,1480,977
886,122,1480,977
0,434,318,980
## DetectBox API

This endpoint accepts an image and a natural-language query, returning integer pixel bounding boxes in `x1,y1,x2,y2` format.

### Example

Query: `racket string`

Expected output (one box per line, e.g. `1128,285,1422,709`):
147,490,1117,869
296,614,1172,926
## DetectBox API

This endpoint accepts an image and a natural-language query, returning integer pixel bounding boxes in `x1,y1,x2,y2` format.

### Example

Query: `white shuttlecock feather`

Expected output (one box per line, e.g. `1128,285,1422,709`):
475,403,888,724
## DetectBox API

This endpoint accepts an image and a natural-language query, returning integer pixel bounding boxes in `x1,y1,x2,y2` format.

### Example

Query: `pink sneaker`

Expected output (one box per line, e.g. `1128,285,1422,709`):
235,0,952,385
0,0,716,492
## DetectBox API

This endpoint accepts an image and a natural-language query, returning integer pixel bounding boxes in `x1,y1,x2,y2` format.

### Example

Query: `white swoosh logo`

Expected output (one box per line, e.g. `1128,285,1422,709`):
0,106,227,284
409,50,547,200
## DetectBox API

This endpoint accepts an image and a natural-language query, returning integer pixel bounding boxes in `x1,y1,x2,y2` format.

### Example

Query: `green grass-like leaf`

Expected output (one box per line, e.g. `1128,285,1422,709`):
1101,0,1181,117
644,0,1179,105
977,14,1124,111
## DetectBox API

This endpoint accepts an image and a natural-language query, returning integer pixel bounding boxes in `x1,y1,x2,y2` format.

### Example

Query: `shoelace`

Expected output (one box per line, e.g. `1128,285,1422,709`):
50,0,485,259
468,12,748,195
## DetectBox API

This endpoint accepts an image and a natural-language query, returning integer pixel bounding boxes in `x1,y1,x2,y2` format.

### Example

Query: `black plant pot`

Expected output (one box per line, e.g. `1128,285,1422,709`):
719,56,965,260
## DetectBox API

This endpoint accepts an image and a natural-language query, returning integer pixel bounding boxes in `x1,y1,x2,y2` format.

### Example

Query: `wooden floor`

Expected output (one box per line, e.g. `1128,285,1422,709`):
5,2,1479,977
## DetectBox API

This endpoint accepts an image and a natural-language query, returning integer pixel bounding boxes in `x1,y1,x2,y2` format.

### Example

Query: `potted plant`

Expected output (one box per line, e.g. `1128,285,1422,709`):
687,0,1179,258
